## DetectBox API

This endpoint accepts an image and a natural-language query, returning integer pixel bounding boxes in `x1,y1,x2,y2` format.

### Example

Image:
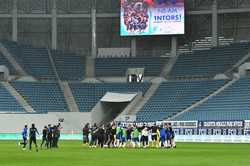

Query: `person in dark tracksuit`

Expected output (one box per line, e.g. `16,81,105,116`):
167,123,176,148
165,124,171,148
104,123,112,147
83,123,90,144
159,125,166,147
29,123,39,152
97,125,105,148
52,125,58,148
90,123,98,147
47,124,53,149
40,126,48,149
53,125,60,148
110,123,116,147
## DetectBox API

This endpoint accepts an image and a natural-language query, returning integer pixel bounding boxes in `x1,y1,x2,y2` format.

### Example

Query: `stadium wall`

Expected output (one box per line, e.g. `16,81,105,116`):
0,112,91,133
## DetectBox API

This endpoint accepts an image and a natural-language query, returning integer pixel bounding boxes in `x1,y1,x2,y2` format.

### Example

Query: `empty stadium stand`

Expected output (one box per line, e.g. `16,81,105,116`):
11,82,68,113
95,57,168,77
70,83,150,112
1,39,250,123
1,41,85,80
136,79,227,122
174,77,250,121
170,42,250,78
0,82,25,112
2,41,56,79
22,46,56,79
51,50,85,81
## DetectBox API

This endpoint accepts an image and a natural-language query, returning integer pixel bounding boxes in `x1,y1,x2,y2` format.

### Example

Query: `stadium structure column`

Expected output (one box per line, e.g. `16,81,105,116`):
212,0,218,47
171,36,177,57
12,0,18,42
91,0,97,58
131,38,136,57
51,0,57,49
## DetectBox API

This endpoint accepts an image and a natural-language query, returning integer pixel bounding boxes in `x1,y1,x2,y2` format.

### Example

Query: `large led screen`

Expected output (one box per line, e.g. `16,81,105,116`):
120,0,185,36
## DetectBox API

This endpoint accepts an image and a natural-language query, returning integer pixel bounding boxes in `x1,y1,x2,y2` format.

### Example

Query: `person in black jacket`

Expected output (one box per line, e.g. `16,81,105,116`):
104,123,112,147
47,124,53,149
97,125,106,148
29,123,39,152
110,123,116,147
166,123,176,148
90,123,98,147
53,125,60,148
83,123,90,144
40,126,48,149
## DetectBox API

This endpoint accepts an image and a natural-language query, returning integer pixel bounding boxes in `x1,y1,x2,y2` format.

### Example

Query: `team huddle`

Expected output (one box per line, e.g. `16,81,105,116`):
82,122,176,148
19,123,61,151
18,122,176,151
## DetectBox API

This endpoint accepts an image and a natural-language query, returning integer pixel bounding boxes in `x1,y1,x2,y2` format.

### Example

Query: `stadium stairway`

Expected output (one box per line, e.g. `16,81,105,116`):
0,43,27,76
61,82,80,112
0,82,34,113
0,52,17,75
127,79,162,115
161,53,180,78
169,78,238,120
225,49,250,77
48,50,80,112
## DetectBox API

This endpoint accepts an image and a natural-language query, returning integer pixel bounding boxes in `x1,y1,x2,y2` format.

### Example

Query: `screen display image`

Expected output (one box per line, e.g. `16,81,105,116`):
120,0,185,36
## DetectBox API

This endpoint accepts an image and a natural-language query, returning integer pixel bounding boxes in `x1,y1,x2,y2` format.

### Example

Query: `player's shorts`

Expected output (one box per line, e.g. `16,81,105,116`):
160,136,165,142
42,136,47,140
132,137,139,142
151,134,157,141
116,133,122,141
127,135,131,141
30,137,37,144
122,137,127,142
166,134,174,140
83,135,88,141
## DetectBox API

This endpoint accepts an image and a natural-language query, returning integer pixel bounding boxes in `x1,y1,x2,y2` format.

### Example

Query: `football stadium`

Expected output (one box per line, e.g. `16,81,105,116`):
0,0,250,165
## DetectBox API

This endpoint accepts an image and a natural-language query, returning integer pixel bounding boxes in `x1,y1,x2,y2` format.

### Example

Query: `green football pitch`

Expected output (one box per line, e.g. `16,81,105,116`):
0,141,249,166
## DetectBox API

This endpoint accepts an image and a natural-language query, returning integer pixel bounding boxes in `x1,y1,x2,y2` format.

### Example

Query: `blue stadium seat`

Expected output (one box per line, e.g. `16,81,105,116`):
51,50,85,81
2,41,56,79
170,42,250,78
0,83,25,112
2,41,85,80
11,82,68,113
174,77,250,121
136,79,227,122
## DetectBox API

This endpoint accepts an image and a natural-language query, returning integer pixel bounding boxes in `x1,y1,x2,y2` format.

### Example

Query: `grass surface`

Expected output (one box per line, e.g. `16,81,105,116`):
0,141,249,166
